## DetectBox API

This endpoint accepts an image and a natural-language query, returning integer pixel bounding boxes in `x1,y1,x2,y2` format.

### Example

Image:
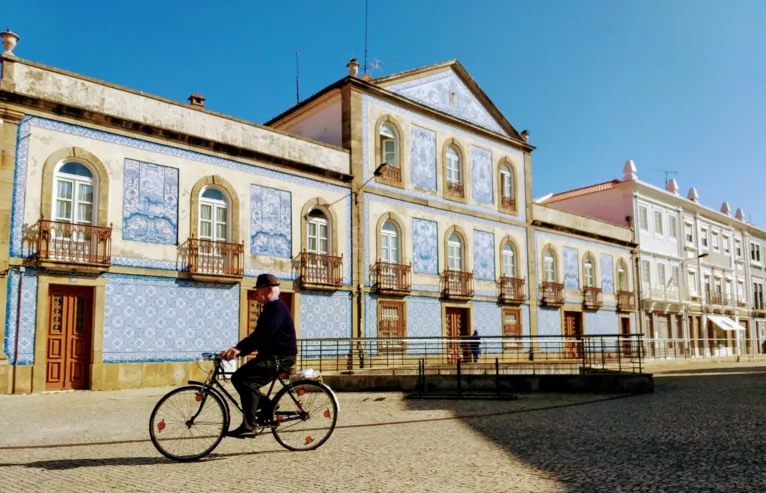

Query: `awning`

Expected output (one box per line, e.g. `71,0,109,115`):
708,315,746,331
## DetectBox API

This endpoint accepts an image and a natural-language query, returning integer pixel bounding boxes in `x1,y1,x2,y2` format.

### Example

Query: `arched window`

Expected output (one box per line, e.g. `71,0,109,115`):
307,209,330,255
583,255,595,287
445,145,462,190
447,233,463,271
499,163,515,210
53,162,95,224
379,123,399,167
199,187,229,242
380,220,400,263
502,242,516,277
544,250,557,282
617,261,628,291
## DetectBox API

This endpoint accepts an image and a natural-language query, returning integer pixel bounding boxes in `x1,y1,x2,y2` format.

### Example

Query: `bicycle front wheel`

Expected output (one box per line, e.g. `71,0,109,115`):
149,385,227,462
271,379,338,451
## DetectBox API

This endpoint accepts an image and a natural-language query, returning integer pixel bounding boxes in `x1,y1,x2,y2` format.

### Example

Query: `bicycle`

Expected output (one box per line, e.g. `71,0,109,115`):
149,352,339,462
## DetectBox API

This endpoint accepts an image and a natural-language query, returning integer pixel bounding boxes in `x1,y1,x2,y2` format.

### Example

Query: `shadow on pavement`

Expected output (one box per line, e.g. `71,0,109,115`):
0,449,288,470
404,371,766,493
652,366,766,375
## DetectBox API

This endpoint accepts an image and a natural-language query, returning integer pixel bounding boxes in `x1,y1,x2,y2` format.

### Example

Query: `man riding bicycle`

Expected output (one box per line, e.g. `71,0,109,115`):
221,273,297,438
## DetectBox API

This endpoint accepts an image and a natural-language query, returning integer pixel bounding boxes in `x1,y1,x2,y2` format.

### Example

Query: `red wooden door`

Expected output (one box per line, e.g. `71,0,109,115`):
620,316,632,356
46,286,93,391
446,307,469,363
563,311,582,359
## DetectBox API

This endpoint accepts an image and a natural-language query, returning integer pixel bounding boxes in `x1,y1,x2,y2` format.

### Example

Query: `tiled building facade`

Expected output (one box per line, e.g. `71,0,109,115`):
0,39,639,393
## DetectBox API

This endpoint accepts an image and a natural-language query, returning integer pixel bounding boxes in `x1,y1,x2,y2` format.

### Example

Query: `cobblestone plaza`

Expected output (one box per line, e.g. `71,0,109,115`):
1,366,764,492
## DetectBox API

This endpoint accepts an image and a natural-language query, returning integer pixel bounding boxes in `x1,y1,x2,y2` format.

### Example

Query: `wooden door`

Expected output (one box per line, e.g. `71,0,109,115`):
620,316,632,356
246,291,294,360
563,311,582,359
445,307,469,364
46,286,93,391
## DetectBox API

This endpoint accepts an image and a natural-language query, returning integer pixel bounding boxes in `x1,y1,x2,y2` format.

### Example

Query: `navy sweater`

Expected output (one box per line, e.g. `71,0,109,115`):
236,299,297,358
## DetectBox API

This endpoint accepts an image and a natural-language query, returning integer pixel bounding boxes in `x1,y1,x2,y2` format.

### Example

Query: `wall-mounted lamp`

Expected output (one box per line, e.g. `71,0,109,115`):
329,163,391,207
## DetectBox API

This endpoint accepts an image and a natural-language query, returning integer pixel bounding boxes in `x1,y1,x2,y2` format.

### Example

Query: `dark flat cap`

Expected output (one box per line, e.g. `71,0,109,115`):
255,273,280,288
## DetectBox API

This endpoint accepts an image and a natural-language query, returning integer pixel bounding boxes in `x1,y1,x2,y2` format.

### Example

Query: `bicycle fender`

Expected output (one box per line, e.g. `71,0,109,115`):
187,380,206,386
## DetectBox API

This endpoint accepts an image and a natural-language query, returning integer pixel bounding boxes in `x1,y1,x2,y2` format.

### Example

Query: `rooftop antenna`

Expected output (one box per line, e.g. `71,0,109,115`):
655,169,677,189
364,57,399,75
363,0,369,76
295,51,300,104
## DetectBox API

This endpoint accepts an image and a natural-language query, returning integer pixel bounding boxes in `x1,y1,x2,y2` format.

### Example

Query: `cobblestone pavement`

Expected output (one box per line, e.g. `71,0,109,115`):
1,368,765,492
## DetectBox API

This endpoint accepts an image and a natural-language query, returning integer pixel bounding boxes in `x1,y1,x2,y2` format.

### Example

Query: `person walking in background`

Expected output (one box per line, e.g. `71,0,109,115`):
469,330,481,363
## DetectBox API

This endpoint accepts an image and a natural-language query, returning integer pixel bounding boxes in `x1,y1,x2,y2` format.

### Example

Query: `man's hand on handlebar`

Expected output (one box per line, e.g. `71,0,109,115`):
220,347,241,361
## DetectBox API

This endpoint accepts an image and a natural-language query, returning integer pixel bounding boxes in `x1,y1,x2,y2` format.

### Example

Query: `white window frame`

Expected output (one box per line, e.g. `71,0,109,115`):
751,242,762,264
654,210,663,237
380,221,400,264
700,227,709,249
199,188,229,242
639,207,649,232
723,234,731,255
544,251,556,282
53,162,96,225
712,230,720,252
447,233,463,271
502,242,516,277
685,222,694,245
379,123,398,168
668,215,677,241
500,165,514,200
688,269,698,295
616,262,628,291
735,238,743,258
641,260,651,284
446,146,461,184
307,211,330,255
657,263,666,288
583,256,595,287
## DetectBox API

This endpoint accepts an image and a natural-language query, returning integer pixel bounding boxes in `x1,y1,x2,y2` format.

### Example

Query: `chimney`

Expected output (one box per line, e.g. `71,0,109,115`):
188,92,206,108
520,130,530,143
623,160,637,181
735,208,745,221
687,187,699,202
346,57,360,77
720,202,731,215
666,178,679,195
1,28,19,55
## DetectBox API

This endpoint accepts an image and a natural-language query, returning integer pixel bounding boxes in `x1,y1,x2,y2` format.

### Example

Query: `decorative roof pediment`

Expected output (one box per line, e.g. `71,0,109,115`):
380,65,511,137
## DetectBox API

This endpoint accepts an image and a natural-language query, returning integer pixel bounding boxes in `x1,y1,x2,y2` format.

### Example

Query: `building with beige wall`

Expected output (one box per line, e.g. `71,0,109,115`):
0,33,641,393
541,160,766,357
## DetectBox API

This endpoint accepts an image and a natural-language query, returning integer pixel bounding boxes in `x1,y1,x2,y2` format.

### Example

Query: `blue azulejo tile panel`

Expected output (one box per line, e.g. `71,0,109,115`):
471,147,493,204
388,70,507,135
412,218,439,275
406,296,443,356
585,310,619,335
9,117,31,258
473,230,495,281
600,255,614,295
563,247,579,290
250,185,291,258
537,307,561,338
123,159,179,245
102,275,239,362
299,291,352,339
410,125,437,191
4,270,38,364
473,301,501,337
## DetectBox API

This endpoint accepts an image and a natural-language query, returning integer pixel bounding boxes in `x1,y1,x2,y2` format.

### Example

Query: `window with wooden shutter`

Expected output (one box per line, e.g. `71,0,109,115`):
377,300,406,353
502,308,522,351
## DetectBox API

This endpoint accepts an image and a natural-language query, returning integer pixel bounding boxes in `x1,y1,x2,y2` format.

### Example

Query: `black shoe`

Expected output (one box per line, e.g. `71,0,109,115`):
227,424,256,438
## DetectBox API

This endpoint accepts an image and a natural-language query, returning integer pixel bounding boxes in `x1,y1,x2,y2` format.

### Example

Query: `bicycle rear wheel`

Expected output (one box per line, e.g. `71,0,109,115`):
270,379,338,451
149,385,228,462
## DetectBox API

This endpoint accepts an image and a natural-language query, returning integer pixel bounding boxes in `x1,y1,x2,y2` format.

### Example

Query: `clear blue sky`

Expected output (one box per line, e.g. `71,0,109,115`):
6,1,766,225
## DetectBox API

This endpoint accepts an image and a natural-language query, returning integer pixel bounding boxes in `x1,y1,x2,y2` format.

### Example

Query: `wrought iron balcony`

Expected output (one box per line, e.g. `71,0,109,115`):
737,298,748,308
35,216,112,268
446,182,464,198
501,195,516,211
380,165,402,183
442,269,474,299
582,286,603,309
616,291,635,311
540,282,564,306
187,236,244,280
372,261,411,294
297,251,344,288
498,276,526,303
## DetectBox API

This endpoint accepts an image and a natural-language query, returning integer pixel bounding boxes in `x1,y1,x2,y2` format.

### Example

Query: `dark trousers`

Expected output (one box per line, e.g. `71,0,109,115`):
231,355,296,427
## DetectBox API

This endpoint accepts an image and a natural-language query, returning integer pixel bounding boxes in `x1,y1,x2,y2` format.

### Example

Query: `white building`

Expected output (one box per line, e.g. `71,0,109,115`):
539,161,766,357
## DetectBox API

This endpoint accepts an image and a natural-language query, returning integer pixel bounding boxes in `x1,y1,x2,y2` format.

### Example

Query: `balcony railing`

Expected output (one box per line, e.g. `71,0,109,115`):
35,216,112,266
540,282,564,306
373,261,411,293
442,269,474,298
643,283,680,302
381,165,402,182
582,286,603,309
737,298,748,308
498,276,526,303
707,293,729,306
501,195,516,211
297,251,344,287
616,291,635,311
446,182,464,198
187,236,244,277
